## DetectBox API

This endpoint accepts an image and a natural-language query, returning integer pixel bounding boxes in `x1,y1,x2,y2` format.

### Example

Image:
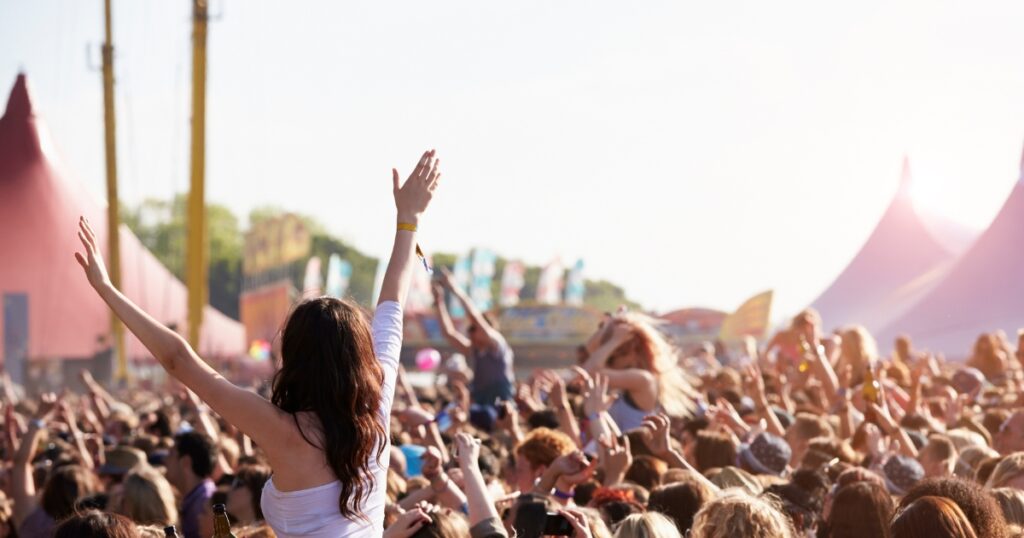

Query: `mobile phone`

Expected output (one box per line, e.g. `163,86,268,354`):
512,501,547,538
543,513,574,536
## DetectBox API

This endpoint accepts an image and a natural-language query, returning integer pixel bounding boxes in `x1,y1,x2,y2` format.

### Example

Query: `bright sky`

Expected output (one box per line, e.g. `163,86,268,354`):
2,1,1023,319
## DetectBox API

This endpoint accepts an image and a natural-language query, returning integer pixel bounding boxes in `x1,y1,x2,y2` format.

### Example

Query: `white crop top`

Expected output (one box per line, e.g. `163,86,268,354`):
260,301,402,537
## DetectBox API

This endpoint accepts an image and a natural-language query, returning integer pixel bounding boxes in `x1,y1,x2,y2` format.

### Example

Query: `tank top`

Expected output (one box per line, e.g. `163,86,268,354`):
260,301,402,537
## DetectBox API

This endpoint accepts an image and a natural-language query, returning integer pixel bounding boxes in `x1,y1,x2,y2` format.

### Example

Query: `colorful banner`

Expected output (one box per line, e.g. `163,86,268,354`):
536,258,565,305
243,214,312,277
302,256,323,298
324,254,353,299
498,305,604,344
564,259,585,306
470,248,497,310
448,254,472,318
407,255,435,314
240,280,295,350
718,290,774,342
499,260,526,307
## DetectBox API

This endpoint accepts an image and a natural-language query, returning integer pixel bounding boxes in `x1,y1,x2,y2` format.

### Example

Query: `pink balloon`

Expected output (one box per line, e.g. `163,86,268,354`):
415,348,441,371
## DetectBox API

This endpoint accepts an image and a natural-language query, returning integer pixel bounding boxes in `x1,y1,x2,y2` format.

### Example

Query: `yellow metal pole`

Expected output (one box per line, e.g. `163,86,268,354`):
187,0,209,350
101,0,127,382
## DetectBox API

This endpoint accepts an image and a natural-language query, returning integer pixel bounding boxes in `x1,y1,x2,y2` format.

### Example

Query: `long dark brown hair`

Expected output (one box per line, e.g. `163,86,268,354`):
271,297,386,520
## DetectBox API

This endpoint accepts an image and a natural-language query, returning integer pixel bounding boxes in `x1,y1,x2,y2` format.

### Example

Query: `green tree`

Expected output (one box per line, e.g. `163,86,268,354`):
122,194,243,319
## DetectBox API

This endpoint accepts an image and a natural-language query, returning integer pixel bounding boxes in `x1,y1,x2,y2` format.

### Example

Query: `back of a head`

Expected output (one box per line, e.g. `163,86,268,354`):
695,430,738,472
647,476,715,534
826,481,894,538
515,427,576,470
891,496,978,538
788,413,833,443
988,453,1024,489
626,456,669,491
173,431,218,479
992,488,1024,527
689,490,795,538
119,465,177,526
410,508,469,538
42,464,103,521
55,510,140,538
271,296,386,519
614,512,682,538
899,477,1008,538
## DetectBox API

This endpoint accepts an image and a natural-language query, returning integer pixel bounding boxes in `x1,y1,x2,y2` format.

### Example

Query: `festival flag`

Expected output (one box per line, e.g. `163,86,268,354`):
718,290,774,342
448,254,472,318
407,254,435,314
302,256,323,299
499,260,526,307
564,259,586,306
470,248,497,310
536,258,565,305
324,254,353,299
370,258,388,306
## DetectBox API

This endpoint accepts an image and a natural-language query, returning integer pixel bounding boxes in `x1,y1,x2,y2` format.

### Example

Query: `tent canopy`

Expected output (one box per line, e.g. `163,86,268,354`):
0,73,244,363
878,152,1024,356
809,158,971,334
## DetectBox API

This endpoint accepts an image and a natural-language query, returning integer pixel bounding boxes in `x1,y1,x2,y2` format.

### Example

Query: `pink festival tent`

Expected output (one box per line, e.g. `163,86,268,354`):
809,158,971,334
878,152,1024,356
0,74,244,367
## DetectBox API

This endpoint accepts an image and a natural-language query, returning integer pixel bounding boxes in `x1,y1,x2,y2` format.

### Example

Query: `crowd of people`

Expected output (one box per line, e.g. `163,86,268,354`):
3,150,1024,537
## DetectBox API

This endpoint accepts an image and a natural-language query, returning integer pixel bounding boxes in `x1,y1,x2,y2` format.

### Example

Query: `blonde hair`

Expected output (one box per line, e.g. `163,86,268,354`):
987,452,1024,489
689,491,796,538
992,488,1024,526
609,312,697,419
117,465,177,527
614,511,682,538
839,325,878,375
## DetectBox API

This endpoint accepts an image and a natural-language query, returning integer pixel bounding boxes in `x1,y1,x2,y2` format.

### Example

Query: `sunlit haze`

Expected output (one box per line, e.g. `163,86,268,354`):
3,1,1023,320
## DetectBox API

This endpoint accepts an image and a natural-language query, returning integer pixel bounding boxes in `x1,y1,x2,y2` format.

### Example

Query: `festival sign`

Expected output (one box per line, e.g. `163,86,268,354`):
536,258,565,305
498,304,603,345
242,213,311,277
448,254,472,318
324,254,353,299
499,260,526,307
239,280,295,352
564,259,585,306
470,248,497,310
301,256,323,299
719,290,774,342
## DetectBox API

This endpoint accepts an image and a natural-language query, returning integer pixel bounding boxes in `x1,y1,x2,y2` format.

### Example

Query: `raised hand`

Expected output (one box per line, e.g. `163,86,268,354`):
454,432,481,469
559,508,595,538
575,367,616,418
598,434,632,486
74,217,111,290
35,392,60,421
393,150,441,224
383,507,433,538
640,414,673,457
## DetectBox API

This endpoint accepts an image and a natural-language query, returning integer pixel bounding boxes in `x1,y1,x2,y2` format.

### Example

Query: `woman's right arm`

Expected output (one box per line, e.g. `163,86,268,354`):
432,283,471,354
74,218,290,453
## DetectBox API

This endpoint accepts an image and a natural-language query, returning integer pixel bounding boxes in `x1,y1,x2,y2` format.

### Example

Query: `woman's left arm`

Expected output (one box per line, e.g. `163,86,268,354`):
377,150,441,308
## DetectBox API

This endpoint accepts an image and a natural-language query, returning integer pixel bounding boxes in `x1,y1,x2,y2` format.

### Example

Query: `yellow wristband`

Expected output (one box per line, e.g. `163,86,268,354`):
397,222,418,232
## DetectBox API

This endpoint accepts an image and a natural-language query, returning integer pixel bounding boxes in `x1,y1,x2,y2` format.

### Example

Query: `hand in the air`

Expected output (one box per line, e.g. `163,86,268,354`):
393,150,441,223
74,217,111,290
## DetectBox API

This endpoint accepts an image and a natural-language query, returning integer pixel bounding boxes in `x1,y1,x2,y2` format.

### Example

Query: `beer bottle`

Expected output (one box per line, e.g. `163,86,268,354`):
797,335,811,373
163,526,179,538
212,504,237,538
862,364,880,405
